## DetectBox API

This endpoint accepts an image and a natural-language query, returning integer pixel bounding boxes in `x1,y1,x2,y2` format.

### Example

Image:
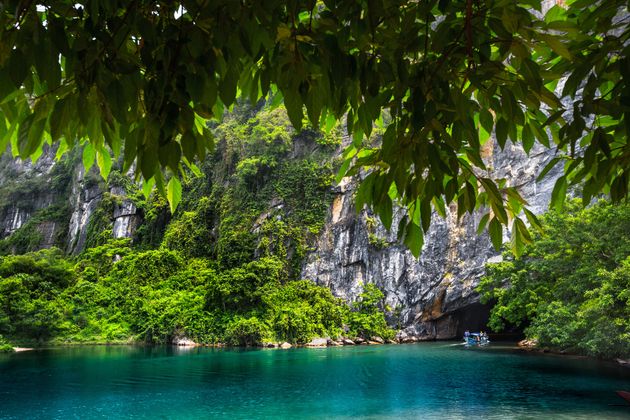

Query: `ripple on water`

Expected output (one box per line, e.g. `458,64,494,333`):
0,344,629,419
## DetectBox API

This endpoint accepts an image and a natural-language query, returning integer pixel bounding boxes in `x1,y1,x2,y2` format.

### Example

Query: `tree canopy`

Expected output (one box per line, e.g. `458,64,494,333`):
0,0,629,256
478,200,630,359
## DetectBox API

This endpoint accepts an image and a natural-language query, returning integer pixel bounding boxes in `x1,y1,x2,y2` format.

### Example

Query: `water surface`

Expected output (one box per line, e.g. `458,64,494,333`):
1,343,629,419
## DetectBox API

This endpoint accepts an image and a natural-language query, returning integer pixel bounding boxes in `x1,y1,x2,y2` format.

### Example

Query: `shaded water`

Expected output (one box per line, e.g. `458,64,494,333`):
1,343,629,419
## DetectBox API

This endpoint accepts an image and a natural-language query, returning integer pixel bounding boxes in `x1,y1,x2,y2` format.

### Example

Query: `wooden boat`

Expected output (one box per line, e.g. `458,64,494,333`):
463,332,490,346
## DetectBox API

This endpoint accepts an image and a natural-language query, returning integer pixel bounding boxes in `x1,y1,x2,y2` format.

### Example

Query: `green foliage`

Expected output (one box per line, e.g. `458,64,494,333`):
0,335,14,352
0,103,396,348
224,316,271,347
0,249,74,342
0,240,394,346
210,106,334,273
2,1,628,253
263,280,344,343
83,193,117,250
133,194,170,250
162,197,214,258
478,200,630,358
346,284,396,340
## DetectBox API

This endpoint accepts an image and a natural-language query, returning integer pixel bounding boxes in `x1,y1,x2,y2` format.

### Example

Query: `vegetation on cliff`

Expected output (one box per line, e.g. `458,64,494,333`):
0,149,76,254
478,200,630,359
0,106,395,347
0,244,394,346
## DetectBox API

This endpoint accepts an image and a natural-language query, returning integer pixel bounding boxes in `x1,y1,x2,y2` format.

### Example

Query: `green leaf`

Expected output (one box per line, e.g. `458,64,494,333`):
7,49,28,88
480,178,502,207
529,119,550,148
336,158,352,184
181,131,197,162
403,221,424,257
520,59,541,90
283,90,303,131
523,208,543,233
159,141,182,173
488,217,503,251
477,213,490,235
18,114,45,159
479,109,494,134
495,117,508,149
537,157,561,181
514,217,532,243
420,198,431,232
377,195,393,230
510,217,531,257
540,34,572,60
167,176,182,214
219,66,238,106
142,177,155,200
522,123,534,154
123,128,139,172
82,143,96,173
0,118,18,153
50,98,70,141
550,175,568,212
96,148,112,180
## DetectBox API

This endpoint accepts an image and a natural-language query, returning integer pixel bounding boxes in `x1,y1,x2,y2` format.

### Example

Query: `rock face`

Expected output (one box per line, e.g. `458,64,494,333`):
302,140,563,340
66,164,104,254
305,337,329,347
0,147,57,239
111,186,142,240
172,336,197,346
0,146,142,254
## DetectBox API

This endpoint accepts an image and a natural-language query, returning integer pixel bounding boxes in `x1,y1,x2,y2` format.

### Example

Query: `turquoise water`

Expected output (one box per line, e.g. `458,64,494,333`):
1,343,629,419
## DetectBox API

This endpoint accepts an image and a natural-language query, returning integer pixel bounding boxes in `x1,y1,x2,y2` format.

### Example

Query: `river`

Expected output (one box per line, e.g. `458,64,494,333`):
1,343,629,419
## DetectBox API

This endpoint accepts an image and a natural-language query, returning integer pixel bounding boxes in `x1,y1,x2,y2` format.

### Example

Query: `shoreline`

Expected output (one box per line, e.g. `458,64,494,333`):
5,339,628,367
514,341,630,368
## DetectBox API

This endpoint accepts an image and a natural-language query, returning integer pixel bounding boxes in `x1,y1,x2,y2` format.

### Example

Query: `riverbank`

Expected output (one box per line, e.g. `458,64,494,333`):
4,335,628,368
516,338,630,367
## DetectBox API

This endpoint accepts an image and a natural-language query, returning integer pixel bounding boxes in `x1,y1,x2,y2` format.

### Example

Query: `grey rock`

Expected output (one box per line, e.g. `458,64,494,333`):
302,137,561,340
305,337,328,347
172,336,197,346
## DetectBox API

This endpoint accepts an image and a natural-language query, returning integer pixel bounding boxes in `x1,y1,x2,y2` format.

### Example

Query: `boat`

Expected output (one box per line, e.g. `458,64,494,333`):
463,332,490,346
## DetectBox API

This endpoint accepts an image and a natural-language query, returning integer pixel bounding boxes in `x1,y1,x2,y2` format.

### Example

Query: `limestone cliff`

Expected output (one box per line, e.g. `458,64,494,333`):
0,146,141,254
302,140,563,340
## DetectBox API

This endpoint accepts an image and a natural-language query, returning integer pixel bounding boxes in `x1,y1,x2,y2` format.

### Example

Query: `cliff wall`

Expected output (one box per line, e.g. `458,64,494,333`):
302,140,562,340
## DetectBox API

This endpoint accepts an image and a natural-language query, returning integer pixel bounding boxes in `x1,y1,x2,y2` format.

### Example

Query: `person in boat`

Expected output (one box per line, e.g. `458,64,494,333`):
464,330,470,338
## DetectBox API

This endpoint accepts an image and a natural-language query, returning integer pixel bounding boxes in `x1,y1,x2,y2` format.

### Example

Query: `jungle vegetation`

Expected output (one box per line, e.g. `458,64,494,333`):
0,105,395,347
478,200,630,359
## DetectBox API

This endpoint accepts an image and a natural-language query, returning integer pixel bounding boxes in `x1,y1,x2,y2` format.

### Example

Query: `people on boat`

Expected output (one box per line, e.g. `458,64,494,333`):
463,330,490,346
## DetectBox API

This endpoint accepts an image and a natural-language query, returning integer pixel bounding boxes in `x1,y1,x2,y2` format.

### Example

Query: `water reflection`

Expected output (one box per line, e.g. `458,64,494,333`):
0,343,628,419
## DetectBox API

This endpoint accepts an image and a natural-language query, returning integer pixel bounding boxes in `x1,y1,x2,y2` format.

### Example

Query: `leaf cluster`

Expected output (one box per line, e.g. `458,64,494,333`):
1,1,628,254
